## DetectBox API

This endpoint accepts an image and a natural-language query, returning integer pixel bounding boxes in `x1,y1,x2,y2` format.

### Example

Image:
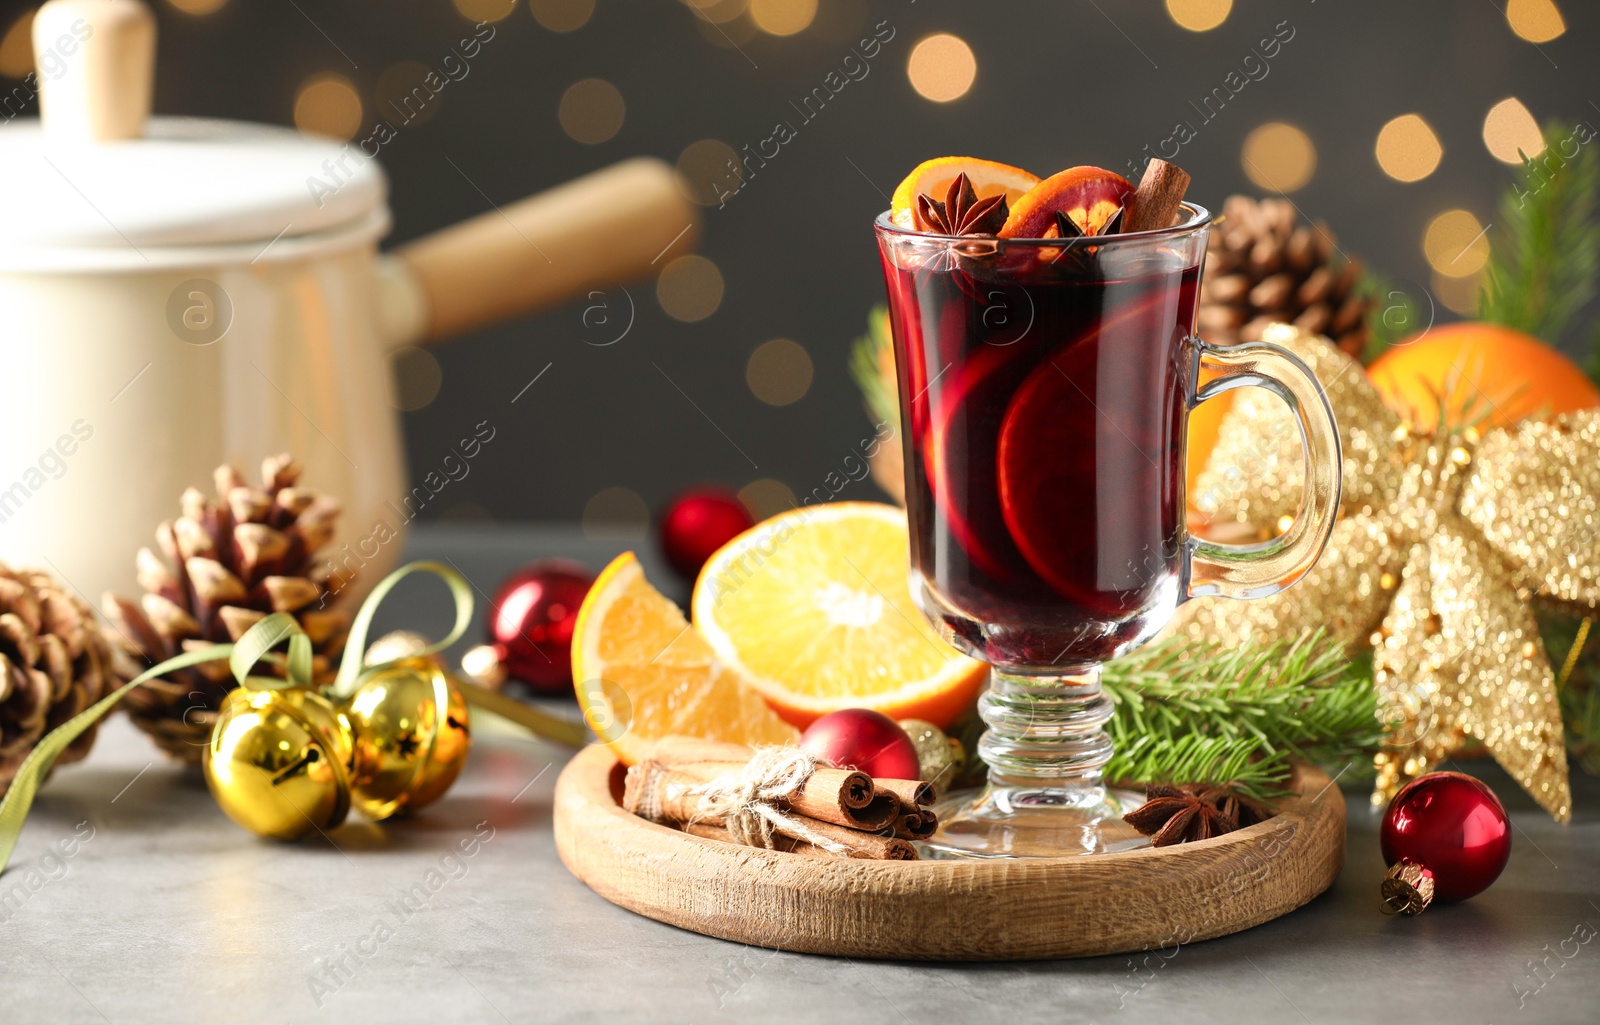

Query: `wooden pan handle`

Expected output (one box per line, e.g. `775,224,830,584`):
396,157,699,343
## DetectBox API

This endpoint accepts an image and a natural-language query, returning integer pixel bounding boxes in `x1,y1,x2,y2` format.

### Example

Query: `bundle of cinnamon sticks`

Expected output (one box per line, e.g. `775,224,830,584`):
622,736,937,861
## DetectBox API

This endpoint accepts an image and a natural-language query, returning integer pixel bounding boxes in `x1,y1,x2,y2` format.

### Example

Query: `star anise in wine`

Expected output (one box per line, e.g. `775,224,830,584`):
1052,205,1125,239
914,172,1008,236
1122,783,1275,846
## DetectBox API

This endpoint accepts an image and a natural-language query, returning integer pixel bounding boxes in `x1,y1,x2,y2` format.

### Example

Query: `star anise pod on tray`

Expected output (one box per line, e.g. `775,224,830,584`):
914,172,1008,236
1122,783,1275,846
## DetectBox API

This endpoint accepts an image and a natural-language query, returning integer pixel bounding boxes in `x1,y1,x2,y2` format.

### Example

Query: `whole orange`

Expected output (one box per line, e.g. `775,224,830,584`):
1367,322,1599,430
1186,384,1233,502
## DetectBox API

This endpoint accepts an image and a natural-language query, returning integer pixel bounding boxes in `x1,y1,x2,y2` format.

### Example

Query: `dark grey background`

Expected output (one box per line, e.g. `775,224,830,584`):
4,0,1596,522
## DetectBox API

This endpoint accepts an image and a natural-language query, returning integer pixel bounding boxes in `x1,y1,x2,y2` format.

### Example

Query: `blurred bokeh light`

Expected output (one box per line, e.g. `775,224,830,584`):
747,339,814,407
1375,114,1443,183
749,0,817,37
907,33,976,103
1505,0,1566,42
657,255,725,323
1424,209,1491,278
453,0,518,24
165,0,229,14
1241,123,1316,193
530,0,596,33
559,77,625,144
583,486,650,541
293,73,362,141
1482,96,1545,164
1165,0,1232,32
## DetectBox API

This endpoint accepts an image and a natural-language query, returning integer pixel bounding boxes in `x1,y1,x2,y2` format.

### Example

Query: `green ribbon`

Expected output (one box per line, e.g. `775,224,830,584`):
0,560,474,875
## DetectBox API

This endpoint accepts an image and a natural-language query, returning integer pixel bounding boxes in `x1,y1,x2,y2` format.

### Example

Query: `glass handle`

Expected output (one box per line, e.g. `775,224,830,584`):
1183,337,1343,600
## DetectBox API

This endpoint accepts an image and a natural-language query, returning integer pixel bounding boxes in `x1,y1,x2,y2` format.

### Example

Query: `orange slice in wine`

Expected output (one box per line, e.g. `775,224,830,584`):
924,336,1046,589
998,167,1135,239
889,157,1041,229
996,289,1180,609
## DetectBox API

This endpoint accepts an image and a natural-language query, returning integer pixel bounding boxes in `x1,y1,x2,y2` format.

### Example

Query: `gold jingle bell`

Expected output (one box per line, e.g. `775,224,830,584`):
897,718,964,792
204,686,356,841
344,658,471,820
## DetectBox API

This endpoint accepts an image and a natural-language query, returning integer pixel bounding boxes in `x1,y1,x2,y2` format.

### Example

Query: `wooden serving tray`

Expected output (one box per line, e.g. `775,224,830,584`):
553,744,1345,960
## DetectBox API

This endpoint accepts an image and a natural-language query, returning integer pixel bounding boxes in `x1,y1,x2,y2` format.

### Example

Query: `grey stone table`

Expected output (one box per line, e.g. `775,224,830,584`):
4,525,1598,1025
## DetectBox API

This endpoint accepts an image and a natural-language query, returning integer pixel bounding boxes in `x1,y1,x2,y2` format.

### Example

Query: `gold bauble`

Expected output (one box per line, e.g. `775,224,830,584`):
1170,324,1594,821
344,659,471,820
204,687,355,841
897,718,964,792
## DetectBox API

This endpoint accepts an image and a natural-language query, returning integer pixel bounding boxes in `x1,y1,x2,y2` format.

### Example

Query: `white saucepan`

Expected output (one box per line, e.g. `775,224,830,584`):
0,0,699,601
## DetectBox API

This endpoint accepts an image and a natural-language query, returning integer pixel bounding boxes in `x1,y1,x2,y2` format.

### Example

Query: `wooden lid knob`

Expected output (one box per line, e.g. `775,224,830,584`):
34,0,156,142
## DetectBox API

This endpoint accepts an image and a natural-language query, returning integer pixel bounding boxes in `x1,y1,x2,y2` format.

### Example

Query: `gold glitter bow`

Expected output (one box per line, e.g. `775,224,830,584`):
1167,325,1596,821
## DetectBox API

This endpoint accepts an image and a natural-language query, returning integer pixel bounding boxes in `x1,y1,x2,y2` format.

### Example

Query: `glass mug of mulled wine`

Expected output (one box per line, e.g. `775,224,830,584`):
875,203,1342,858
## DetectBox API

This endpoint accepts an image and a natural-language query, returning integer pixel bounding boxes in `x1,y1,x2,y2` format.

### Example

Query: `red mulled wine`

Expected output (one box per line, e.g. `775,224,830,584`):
877,227,1203,670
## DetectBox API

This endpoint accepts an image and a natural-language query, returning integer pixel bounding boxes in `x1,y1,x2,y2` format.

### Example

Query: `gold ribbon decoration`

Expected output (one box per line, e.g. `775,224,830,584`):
1169,325,1596,821
0,562,476,872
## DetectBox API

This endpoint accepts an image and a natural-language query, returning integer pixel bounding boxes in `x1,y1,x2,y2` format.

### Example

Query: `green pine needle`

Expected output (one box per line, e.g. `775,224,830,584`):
1478,121,1600,347
1587,320,1600,390
1102,632,1385,799
1540,608,1600,775
849,305,898,428
1359,268,1429,362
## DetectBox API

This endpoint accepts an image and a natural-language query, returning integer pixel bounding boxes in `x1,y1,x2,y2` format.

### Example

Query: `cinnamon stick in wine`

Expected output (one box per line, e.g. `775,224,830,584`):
1123,159,1191,234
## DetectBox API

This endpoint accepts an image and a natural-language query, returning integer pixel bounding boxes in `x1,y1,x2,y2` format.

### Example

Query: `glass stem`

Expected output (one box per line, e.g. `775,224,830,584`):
977,666,1113,791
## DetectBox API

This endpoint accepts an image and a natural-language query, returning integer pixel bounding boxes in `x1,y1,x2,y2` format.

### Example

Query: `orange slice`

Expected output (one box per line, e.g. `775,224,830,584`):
889,157,1040,228
691,503,989,729
571,552,798,765
998,166,1135,238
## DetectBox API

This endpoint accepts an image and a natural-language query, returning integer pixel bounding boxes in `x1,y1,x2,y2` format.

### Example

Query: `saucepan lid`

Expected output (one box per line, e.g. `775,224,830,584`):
0,0,386,266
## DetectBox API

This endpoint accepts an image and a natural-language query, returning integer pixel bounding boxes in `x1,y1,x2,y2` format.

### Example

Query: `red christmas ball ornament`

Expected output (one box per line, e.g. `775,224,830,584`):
659,488,754,579
1379,771,1511,915
464,560,595,695
799,709,921,780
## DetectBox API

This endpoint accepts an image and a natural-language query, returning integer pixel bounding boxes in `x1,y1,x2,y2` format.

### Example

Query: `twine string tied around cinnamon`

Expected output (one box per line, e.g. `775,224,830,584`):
678,747,855,857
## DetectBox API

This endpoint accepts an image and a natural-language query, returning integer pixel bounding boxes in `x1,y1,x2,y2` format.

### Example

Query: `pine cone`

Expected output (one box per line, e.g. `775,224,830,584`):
1198,195,1373,358
102,455,351,763
0,565,118,794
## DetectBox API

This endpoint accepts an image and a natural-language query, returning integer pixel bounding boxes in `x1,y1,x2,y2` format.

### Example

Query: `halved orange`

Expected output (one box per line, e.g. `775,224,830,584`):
571,552,798,765
691,503,989,729
889,157,1040,228
998,166,1134,238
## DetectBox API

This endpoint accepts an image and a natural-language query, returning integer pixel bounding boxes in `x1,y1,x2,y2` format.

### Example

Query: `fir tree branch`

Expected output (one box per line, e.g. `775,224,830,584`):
1478,121,1600,347
849,305,899,429
1102,632,1384,798
1540,607,1600,775
1587,320,1600,392
1358,268,1429,363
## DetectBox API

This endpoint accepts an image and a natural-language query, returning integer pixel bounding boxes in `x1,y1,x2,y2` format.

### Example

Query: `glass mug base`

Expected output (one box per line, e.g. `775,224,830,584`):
923,665,1149,859
921,782,1150,859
